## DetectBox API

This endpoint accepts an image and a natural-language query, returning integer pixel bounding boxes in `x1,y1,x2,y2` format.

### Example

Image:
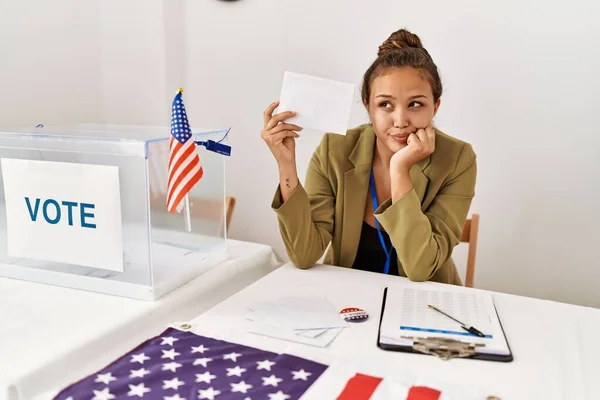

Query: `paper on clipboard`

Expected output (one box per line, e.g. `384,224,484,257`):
278,71,355,135
379,285,511,356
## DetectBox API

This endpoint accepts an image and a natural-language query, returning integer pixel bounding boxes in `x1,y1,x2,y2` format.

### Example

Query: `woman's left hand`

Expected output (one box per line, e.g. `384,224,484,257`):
390,126,436,172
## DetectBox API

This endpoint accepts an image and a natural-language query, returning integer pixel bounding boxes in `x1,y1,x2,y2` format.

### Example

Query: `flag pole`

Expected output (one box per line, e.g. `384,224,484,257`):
184,193,192,232
177,87,193,233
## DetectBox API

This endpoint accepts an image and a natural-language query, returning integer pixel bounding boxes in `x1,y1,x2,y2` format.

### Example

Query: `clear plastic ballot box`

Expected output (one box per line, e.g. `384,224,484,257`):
0,124,229,300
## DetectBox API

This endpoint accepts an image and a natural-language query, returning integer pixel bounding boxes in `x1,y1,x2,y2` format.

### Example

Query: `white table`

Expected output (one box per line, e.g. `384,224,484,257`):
180,263,600,400
0,239,281,400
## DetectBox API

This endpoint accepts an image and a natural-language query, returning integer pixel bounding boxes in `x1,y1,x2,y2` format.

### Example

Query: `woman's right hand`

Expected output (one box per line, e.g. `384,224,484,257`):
261,101,303,166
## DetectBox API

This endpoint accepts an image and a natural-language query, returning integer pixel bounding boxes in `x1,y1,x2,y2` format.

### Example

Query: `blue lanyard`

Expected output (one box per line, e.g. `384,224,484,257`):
369,170,394,274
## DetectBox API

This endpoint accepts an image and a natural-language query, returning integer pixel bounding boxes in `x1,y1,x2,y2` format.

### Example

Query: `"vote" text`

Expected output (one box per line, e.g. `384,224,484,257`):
25,197,96,229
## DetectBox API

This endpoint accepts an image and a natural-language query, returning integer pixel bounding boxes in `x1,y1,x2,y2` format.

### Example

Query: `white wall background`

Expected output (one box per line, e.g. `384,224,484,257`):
0,0,102,126
0,0,599,308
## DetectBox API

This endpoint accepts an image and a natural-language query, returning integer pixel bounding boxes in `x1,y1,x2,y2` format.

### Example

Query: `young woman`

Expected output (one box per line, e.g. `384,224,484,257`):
261,29,477,285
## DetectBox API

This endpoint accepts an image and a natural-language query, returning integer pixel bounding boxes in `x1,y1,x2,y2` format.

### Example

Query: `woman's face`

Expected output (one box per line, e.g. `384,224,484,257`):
366,67,440,153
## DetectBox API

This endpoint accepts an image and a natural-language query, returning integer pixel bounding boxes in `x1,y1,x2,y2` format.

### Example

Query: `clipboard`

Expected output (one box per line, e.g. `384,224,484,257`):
376,287,513,362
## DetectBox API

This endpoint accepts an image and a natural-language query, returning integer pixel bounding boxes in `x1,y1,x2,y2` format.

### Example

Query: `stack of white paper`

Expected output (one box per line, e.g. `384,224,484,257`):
245,296,347,347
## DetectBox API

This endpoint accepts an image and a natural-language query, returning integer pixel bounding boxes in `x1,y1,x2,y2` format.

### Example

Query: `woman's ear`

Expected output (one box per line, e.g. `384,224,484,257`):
433,98,441,115
363,100,373,123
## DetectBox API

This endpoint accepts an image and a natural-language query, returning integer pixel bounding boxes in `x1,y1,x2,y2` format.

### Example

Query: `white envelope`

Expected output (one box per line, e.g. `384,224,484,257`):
249,296,348,331
278,71,356,135
247,323,344,348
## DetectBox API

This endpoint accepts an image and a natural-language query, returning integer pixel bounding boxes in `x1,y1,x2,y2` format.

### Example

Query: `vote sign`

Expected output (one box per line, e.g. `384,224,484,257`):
1,158,124,272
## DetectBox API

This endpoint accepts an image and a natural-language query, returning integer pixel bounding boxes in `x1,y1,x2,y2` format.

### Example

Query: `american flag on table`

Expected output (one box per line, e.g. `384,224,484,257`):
53,327,473,400
166,89,203,214
53,327,327,400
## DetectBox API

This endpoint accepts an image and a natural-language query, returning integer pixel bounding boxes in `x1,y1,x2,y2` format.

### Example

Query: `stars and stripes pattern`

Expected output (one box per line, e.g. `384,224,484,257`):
52,327,328,400
166,90,203,213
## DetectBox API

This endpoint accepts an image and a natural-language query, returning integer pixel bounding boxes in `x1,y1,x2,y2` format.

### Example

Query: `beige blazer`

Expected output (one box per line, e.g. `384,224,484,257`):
271,123,477,285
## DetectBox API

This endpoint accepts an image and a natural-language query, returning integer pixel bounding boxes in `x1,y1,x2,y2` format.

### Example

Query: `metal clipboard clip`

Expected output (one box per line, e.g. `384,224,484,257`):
402,336,486,360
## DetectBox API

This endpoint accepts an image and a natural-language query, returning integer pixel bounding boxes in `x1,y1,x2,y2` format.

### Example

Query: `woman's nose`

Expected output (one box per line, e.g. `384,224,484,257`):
393,110,409,128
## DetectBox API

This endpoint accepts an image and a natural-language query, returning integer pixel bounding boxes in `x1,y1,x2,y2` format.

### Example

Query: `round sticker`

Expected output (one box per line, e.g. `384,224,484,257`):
339,307,369,323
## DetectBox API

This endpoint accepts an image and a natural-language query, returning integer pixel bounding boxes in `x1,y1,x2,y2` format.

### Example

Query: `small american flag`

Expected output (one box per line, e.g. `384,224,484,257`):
166,89,203,213
53,327,328,400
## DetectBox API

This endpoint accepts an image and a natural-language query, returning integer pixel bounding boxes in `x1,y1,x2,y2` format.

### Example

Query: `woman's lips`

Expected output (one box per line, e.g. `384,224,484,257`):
391,134,409,145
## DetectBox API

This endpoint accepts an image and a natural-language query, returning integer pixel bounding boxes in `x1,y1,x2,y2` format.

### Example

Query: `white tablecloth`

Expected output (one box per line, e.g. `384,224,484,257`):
182,263,600,400
0,239,281,400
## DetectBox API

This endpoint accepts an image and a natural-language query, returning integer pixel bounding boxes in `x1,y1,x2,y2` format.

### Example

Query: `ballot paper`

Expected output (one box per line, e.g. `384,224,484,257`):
379,285,511,356
245,295,347,347
278,71,355,135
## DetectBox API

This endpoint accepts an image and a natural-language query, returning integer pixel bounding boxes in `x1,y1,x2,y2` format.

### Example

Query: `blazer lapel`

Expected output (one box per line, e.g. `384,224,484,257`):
340,126,375,267
410,155,431,211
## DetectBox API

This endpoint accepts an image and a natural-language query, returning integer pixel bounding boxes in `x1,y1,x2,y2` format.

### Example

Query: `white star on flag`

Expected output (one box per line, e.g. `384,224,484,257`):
129,368,150,379
196,371,217,384
223,352,242,362
127,383,151,398
162,377,185,390
161,337,178,346
164,395,185,400
162,362,182,372
191,344,209,354
262,374,283,387
226,365,247,377
257,359,276,371
268,390,291,400
198,387,221,400
161,348,180,360
193,357,213,367
231,381,253,394
130,353,150,364
94,373,116,385
291,369,312,381
92,388,115,400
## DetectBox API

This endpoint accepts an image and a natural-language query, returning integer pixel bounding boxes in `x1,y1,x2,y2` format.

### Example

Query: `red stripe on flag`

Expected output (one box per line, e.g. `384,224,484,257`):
336,373,382,400
167,140,196,185
167,153,200,201
167,166,203,214
406,386,441,400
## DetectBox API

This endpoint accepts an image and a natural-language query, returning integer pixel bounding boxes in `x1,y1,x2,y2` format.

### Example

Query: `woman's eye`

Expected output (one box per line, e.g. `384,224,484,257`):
409,102,423,108
379,102,392,108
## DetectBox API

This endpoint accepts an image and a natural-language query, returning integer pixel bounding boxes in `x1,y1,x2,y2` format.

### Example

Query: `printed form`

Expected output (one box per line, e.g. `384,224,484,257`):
380,285,511,356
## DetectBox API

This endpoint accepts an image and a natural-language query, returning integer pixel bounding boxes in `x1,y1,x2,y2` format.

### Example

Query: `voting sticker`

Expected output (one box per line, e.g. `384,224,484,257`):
339,307,369,322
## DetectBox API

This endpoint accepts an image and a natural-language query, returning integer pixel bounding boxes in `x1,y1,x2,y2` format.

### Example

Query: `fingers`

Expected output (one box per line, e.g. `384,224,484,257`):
265,110,297,130
263,101,279,126
413,127,435,152
271,123,303,134
407,132,419,146
268,130,300,146
261,122,302,142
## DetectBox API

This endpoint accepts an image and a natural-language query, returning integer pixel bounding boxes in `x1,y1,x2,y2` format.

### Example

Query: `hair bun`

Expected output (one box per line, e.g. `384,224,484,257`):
377,29,424,57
